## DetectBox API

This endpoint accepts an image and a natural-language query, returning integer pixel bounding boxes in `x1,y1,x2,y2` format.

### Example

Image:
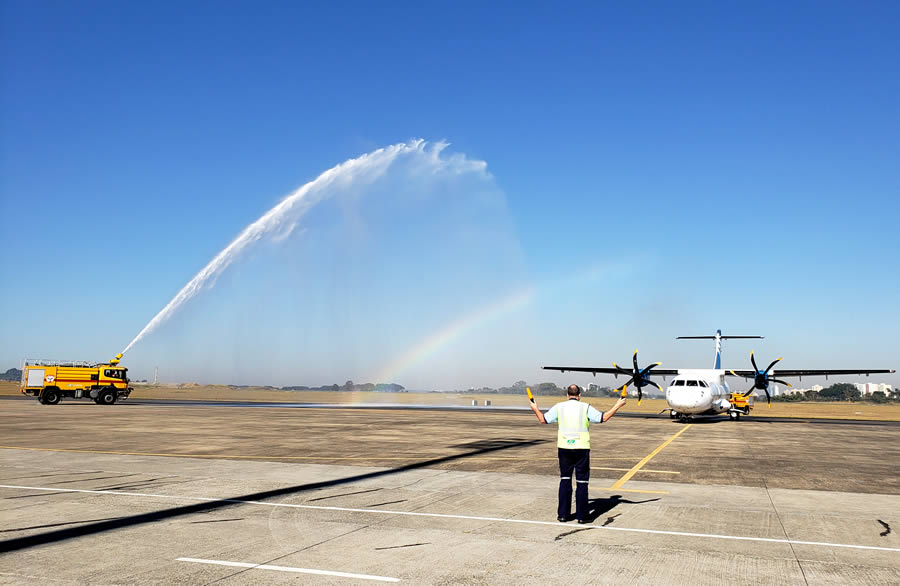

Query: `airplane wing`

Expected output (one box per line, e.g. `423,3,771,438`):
728,368,895,379
542,366,680,377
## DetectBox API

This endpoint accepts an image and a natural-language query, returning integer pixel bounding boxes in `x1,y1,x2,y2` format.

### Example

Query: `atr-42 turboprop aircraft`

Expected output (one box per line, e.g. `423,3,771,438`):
543,330,895,421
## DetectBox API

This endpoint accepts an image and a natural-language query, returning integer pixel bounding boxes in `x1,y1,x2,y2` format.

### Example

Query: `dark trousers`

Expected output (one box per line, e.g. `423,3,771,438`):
558,448,590,521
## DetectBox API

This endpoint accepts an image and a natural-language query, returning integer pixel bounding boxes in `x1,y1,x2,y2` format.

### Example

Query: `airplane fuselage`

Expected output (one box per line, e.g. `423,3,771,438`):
665,369,735,415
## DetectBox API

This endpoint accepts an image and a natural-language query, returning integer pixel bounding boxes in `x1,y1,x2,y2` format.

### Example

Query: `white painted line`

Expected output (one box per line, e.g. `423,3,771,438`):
176,557,399,582
2,484,898,553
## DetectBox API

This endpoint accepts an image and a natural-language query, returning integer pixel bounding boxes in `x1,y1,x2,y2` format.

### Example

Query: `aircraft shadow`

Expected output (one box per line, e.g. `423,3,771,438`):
0,438,547,553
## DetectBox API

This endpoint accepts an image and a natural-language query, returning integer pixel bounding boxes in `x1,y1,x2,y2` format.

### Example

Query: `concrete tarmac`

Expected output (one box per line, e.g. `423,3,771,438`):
1,399,898,584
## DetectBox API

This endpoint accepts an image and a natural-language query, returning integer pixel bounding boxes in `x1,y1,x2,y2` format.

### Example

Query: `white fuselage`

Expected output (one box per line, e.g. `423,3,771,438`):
665,369,734,415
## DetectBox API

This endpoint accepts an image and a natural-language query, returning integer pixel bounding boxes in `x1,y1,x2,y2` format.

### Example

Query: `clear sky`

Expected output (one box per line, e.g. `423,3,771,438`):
1,1,898,389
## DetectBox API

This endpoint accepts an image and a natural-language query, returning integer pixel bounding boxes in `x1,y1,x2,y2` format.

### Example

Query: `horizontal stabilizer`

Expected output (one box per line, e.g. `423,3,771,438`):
676,335,764,340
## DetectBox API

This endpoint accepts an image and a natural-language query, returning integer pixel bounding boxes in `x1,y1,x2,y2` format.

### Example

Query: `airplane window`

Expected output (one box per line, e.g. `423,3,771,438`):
699,380,709,388
673,380,685,386
686,380,698,386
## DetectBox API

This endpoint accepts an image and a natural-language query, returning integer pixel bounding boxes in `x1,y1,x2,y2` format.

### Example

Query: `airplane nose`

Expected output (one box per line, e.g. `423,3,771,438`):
667,388,706,413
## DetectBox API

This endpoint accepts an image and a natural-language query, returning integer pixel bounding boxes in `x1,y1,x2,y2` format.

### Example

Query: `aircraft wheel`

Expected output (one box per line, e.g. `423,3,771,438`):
729,411,740,421
669,411,678,420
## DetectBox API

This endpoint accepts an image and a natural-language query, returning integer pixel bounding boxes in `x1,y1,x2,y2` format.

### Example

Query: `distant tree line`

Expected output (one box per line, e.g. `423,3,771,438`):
281,381,406,393
772,383,899,403
462,380,619,398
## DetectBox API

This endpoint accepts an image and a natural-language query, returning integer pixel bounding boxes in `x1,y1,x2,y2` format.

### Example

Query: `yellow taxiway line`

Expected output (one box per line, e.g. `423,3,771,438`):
592,467,679,474
608,424,692,490
597,486,670,494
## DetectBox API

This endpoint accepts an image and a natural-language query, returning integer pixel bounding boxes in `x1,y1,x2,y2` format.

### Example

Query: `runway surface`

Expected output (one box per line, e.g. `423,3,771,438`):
3,394,897,426
2,398,898,584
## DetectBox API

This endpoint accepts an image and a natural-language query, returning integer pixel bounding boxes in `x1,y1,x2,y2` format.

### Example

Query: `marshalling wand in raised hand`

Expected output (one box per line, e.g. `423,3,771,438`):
526,387,546,424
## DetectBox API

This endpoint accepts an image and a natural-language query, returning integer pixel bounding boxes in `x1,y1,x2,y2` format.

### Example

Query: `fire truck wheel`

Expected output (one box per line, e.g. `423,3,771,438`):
41,388,61,405
99,388,117,405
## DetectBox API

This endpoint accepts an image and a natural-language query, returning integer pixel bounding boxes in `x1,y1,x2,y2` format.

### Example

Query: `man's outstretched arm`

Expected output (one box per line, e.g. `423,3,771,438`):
530,400,547,424
527,387,548,424
602,397,627,422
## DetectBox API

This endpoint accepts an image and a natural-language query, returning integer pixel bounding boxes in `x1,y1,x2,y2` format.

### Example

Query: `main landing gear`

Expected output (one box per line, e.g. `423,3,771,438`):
728,406,750,421
669,411,692,423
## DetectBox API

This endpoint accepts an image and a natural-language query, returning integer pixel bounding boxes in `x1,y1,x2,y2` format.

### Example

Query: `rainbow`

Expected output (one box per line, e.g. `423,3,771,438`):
371,287,535,385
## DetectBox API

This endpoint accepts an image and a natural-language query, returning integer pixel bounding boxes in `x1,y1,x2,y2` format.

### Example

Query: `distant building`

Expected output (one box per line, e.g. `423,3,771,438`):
854,382,893,396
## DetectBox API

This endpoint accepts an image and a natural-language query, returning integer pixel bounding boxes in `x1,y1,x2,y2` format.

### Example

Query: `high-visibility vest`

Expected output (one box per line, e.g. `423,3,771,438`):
556,399,591,449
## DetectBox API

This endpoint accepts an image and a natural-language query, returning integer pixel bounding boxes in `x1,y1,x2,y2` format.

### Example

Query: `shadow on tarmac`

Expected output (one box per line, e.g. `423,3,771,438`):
0,438,547,554
584,495,661,524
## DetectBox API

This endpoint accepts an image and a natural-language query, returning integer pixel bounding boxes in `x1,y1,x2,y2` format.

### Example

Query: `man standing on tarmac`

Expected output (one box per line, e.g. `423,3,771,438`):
528,384,627,523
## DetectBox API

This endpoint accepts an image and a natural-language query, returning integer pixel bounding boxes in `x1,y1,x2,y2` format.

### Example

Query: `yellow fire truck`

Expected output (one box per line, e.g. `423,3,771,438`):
21,353,132,405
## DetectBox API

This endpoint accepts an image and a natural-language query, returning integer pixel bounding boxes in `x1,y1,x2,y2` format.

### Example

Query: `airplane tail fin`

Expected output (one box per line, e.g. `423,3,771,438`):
676,330,763,369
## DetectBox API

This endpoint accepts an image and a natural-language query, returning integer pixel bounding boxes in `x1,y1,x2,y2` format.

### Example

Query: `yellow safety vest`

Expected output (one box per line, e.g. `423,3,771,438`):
556,399,591,449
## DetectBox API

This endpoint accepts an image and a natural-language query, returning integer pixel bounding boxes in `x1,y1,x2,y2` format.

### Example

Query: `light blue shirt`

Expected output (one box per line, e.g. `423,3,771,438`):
544,399,604,424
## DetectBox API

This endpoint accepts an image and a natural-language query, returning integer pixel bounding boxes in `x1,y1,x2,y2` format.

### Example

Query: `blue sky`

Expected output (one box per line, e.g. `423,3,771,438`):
1,1,898,389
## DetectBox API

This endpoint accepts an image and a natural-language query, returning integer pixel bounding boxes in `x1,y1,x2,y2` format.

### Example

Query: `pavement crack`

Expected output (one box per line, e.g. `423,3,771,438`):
375,542,430,550
366,499,407,508
877,519,891,537
48,474,140,485
306,487,382,502
764,479,809,586
394,469,450,490
188,518,244,524
200,524,374,585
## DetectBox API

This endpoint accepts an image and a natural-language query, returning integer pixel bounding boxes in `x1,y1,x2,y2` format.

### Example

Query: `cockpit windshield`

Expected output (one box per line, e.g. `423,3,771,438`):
686,380,699,386
672,379,685,386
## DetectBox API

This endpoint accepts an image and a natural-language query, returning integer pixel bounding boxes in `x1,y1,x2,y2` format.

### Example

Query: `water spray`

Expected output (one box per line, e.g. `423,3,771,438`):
119,140,487,357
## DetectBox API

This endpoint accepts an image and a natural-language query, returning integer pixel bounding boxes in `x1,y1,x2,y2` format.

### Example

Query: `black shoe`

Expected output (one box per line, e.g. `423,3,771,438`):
557,516,568,523
577,519,590,524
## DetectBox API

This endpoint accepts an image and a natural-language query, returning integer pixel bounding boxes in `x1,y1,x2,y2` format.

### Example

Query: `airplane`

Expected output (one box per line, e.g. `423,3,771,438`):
543,330,895,422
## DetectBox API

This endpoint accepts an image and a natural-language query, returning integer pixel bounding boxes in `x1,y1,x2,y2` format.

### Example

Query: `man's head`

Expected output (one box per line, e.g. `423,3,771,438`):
567,384,582,398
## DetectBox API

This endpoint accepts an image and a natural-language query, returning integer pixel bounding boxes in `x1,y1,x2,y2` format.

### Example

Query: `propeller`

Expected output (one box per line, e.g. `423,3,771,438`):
730,350,792,407
612,349,662,405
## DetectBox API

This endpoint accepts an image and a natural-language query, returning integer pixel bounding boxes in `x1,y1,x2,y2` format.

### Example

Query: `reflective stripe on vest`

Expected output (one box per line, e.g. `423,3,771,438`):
557,400,590,449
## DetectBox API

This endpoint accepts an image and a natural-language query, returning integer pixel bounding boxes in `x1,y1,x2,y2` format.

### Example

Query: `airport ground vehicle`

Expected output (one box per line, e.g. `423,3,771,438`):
20,353,132,405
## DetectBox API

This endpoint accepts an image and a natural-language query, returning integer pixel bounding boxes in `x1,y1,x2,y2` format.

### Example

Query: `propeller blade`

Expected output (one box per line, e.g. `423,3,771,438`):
770,378,793,388
730,369,751,379
620,384,628,398
637,387,643,405
764,388,771,407
764,357,783,374
750,351,759,373
644,379,663,392
633,349,639,373
640,362,662,376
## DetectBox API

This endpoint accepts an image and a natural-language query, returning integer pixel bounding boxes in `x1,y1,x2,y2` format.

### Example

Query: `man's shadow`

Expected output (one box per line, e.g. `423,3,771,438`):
580,494,660,524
